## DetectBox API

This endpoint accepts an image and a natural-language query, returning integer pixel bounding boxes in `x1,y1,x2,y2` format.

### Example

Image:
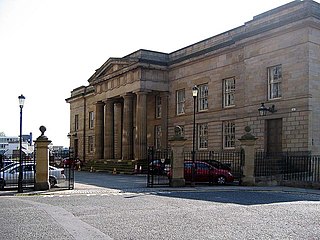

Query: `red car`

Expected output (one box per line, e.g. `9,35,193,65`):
169,161,234,185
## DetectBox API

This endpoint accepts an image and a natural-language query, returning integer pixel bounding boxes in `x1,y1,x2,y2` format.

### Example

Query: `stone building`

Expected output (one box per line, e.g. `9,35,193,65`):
66,0,320,167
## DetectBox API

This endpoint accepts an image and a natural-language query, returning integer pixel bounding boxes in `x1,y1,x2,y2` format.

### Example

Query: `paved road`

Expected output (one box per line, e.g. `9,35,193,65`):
0,171,320,239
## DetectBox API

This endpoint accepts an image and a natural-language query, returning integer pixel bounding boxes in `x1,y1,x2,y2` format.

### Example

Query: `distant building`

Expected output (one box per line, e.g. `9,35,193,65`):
0,133,33,156
66,0,320,164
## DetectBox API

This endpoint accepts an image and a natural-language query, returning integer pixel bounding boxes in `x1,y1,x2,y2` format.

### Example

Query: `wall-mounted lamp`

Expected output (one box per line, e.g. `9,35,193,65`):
258,103,277,116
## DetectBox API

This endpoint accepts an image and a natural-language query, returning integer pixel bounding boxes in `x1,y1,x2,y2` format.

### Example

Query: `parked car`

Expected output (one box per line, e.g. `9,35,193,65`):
62,157,81,168
208,160,232,171
149,159,171,175
0,163,66,189
169,161,234,185
0,161,18,171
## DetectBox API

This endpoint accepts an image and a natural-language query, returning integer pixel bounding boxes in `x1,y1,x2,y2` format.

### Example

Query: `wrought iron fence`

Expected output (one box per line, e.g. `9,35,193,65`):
255,151,320,183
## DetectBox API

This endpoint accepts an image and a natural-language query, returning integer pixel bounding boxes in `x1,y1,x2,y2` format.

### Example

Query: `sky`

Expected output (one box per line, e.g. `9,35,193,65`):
0,0,301,147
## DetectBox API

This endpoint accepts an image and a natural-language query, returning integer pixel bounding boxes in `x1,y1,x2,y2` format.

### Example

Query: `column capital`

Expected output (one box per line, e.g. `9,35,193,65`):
103,98,114,104
95,101,105,106
133,90,151,95
121,92,135,99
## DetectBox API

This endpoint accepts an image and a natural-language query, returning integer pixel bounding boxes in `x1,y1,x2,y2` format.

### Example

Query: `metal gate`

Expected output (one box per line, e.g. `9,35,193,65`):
0,154,35,191
147,147,172,187
0,153,74,191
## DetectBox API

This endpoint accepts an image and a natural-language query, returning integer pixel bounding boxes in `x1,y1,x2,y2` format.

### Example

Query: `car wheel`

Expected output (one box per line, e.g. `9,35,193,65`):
49,177,56,188
216,176,226,185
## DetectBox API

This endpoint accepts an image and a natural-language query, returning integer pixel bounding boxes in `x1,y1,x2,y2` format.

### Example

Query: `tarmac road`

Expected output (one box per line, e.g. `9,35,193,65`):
0,171,319,239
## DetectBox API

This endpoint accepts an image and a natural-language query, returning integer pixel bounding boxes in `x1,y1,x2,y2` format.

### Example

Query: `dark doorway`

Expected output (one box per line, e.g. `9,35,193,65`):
74,139,79,159
266,118,282,153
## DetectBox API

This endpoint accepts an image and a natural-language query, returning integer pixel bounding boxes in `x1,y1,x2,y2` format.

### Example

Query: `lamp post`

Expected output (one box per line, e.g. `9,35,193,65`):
18,94,25,193
191,85,198,187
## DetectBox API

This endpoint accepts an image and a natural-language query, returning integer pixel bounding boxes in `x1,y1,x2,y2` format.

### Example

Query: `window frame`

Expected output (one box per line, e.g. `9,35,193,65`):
198,123,208,150
89,111,94,129
223,77,235,108
223,121,235,149
155,95,162,119
268,65,282,100
198,83,208,111
176,89,185,115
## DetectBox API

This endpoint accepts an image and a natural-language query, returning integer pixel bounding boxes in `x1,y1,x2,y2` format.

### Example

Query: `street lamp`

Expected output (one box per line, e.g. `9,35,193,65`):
191,85,199,187
258,103,277,116
18,94,25,193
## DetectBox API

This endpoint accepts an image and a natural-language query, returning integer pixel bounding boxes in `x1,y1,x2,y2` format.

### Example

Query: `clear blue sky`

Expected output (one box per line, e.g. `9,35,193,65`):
0,0,298,146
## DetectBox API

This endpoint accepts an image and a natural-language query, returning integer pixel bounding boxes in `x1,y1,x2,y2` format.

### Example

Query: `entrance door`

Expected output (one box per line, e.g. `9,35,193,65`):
266,118,282,153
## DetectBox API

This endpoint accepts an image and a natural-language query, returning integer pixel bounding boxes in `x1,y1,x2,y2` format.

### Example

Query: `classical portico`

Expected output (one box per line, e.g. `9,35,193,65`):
94,91,149,161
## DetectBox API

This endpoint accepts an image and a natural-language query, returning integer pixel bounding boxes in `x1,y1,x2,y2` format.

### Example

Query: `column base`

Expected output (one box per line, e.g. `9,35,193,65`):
170,178,185,187
34,182,50,191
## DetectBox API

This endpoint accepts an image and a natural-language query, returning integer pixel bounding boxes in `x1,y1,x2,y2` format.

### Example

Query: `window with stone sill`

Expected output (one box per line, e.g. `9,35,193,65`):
176,89,185,115
268,65,282,100
198,83,208,111
223,121,235,149
198,123,208,149
155,95,162,119
223,77,235,107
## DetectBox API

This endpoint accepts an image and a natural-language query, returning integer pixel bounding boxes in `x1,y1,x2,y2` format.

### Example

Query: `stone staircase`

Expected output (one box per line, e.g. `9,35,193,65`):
82,159,148,174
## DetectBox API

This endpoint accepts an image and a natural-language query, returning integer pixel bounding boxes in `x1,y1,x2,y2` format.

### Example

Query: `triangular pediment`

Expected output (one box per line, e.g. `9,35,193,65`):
88,58,136,83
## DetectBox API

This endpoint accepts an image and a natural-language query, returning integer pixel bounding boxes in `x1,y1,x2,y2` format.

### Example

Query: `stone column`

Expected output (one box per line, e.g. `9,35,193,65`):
239,126,258,186
34,126,51,191
114,102,122,159
160,92,169,149
104,99,114,159
94,101,104,160
169,126,186,187
122,93,134,160
135,91,148,160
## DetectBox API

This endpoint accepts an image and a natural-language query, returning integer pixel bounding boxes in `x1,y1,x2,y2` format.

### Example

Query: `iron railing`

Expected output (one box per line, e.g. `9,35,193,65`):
255,151,320,183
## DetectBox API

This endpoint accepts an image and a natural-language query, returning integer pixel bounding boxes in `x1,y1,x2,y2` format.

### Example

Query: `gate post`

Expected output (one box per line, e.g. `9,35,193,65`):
169,126,186,187
34,126,52,191
239,126,257,186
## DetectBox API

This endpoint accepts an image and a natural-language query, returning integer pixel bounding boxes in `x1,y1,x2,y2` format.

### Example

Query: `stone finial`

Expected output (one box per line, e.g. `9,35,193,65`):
170,125,186,141
37,125,48,140
40,126,46,136
239,126,257,141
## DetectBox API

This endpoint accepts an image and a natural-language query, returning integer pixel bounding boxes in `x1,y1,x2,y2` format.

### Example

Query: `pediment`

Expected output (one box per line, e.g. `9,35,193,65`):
88,58,136,84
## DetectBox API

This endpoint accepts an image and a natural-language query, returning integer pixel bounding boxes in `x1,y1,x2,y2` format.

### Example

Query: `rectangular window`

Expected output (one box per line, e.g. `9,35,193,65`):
154,125,162,149
89,111,94,129
198,84,208,111
223,121,235,148
198,123,208,149
88,136,94,153
176,89,185,115
155,95,162,118
223,77,235,107
268,65,282,100
75,114,79,131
